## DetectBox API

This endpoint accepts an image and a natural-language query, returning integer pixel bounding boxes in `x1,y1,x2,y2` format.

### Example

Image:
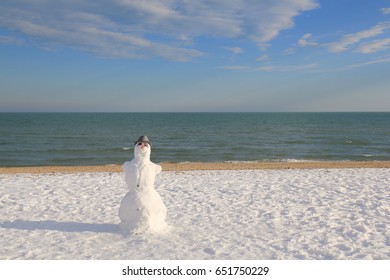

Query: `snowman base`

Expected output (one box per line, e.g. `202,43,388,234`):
118,189,167,235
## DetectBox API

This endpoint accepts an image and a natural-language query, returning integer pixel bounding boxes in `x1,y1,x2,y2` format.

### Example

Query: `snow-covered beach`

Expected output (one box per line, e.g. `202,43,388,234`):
0,165,389,260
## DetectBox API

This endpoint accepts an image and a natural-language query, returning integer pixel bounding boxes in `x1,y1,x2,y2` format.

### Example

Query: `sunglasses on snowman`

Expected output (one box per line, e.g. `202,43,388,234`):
136,142,149,147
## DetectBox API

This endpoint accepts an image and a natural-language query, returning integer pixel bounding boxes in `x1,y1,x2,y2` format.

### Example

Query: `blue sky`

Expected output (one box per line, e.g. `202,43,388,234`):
1,0,389,112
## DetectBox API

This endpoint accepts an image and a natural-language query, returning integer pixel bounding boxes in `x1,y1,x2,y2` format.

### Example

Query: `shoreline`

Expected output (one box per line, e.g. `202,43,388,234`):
1,161,390,174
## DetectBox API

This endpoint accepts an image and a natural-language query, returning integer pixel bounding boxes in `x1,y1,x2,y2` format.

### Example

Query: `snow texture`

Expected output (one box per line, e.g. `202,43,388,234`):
0,168,389,259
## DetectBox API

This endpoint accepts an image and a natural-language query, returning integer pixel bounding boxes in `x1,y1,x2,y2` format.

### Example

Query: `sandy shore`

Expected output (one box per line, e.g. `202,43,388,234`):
1,161,390,174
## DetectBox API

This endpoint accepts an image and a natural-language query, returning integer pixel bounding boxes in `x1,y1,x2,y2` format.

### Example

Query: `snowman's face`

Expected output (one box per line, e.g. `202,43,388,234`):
134,142,151,156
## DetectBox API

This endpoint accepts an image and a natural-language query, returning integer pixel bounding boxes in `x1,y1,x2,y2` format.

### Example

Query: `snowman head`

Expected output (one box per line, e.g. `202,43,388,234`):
133,135,152,159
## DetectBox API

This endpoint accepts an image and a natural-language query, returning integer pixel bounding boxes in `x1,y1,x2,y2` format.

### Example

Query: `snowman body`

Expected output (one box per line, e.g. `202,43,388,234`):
118,142,167,234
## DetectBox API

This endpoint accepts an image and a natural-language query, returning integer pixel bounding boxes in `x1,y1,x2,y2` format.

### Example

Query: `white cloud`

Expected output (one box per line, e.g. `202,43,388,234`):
381,8,390,15
221,63,318,72
117,0,177,18
223,47,243,54
0,35,24,45
255,65,274,71
327,22,390,53
276,63,318,72
219,65,251,70
255,63,318,72
239,0,319,43
356,38,390,54
338,55,390,70
0,0,319,61
298,33,319,47
256,54,269,62
257,43,272,51
283,47,296,55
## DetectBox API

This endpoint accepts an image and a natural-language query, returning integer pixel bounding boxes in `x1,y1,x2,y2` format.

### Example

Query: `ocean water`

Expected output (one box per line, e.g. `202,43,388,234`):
0,112,389,166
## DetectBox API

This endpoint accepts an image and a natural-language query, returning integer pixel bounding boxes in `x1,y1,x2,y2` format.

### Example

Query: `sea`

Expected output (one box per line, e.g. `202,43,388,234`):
0,112,389,167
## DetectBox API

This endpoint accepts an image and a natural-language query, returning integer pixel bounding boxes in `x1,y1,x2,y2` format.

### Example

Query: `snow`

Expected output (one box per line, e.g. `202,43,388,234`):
0,168,389,259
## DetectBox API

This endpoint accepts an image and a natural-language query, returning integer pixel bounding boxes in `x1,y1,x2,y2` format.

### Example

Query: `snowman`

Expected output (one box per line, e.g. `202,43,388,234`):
118,135,167,234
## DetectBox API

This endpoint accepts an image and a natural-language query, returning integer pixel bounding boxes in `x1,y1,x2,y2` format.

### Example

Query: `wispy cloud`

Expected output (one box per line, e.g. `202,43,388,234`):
271,63,318,72
326,22,390,53
258,43,271,51
298,33,319,47
219,65,251,71
0,35,24,45
221,63,318,72
337,55,390,71
297,21,390,58
256,54,270,62
223,47,243,54
356,38,390,54
381,8,390,15
0,0,319,61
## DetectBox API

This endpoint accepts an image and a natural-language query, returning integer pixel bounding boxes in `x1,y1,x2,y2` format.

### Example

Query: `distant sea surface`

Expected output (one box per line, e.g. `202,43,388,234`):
1,112,389,167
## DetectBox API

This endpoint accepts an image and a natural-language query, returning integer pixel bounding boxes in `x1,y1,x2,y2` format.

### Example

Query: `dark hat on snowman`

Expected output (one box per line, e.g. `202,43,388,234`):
134,135,151,146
